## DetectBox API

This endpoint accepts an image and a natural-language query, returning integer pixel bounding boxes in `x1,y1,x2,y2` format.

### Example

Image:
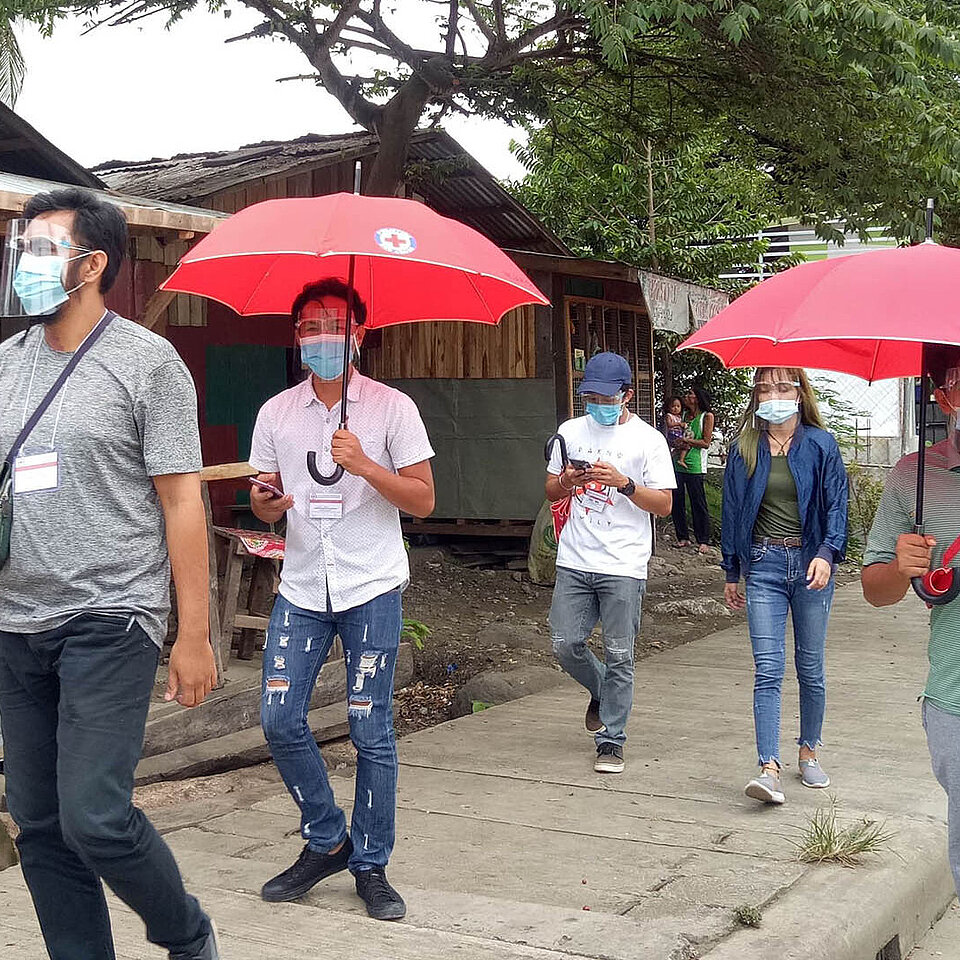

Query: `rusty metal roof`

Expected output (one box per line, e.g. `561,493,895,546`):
94,130,569,255
0,104,103,188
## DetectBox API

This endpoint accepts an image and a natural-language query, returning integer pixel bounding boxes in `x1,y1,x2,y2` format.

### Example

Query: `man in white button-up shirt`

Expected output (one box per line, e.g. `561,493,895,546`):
248,278,435,921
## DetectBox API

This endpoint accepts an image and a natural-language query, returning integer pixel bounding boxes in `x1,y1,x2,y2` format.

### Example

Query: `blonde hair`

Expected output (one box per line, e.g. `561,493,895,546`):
736,367,825,476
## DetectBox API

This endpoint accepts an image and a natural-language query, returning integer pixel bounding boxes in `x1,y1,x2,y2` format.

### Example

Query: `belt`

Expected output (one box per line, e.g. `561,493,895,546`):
752,535,802,548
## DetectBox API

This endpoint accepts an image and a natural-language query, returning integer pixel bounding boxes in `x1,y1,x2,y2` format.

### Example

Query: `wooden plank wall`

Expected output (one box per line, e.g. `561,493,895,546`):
130,235,205,327
361,304,537,380
202,159,359,214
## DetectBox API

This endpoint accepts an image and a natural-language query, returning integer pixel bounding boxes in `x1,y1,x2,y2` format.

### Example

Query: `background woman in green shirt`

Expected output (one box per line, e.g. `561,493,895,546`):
671,385,714,554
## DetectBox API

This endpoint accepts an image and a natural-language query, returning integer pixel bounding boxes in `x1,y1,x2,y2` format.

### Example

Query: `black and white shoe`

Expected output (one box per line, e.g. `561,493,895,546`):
355,867,407,921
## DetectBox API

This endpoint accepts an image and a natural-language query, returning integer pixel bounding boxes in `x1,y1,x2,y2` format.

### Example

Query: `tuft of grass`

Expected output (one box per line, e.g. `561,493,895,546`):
471,700,494,713
733,904,762,928
402,618,431,651
791,797,894,866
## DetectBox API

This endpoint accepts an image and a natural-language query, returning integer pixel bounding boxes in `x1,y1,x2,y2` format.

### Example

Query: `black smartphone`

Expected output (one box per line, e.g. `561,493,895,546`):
569,458,592,472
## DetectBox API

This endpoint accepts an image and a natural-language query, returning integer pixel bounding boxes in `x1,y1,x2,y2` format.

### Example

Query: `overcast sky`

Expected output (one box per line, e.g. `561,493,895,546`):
13,10,526,180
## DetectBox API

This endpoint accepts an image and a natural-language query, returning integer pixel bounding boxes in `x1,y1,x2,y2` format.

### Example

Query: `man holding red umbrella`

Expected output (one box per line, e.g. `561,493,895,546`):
249,278,435,920
863,348,960,898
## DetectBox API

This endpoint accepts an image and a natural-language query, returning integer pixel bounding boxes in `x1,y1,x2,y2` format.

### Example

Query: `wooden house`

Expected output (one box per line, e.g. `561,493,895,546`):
97,131,713,530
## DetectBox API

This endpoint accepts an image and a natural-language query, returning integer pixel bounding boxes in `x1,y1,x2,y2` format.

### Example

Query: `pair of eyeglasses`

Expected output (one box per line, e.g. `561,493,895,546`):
755,381,800,396
11,235,92,257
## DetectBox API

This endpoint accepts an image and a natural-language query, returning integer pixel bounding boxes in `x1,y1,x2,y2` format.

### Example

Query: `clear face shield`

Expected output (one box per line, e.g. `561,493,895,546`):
0,218,95,318
295,301,362,380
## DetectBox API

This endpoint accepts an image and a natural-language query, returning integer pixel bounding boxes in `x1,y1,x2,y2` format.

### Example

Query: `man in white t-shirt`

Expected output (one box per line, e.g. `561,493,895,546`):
248,278,435,921
546,352,676,774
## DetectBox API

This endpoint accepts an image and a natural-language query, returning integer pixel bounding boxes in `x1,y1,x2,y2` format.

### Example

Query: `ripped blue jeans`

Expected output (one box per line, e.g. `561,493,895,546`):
261,590,401,872
745,543,834,767
549,567,645,747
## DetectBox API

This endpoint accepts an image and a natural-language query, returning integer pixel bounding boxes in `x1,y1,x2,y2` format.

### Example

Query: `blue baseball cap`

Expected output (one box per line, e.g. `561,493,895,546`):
578,352,632,396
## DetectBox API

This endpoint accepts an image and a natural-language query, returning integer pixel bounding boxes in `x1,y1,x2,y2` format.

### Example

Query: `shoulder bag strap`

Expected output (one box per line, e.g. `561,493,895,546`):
3,310,116,467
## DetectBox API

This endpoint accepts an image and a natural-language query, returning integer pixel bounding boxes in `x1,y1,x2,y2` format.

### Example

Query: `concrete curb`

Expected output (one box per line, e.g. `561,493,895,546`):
703,819,955,960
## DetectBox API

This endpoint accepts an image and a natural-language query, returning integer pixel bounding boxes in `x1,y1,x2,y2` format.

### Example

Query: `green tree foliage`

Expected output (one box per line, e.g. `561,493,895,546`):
12,1,960,202
513,1,960,284
0,21,25,108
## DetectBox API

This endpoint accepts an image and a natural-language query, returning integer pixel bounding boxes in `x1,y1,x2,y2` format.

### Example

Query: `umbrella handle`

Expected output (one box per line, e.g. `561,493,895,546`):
307,453,344,486
303,253,357,489
911,572,960,606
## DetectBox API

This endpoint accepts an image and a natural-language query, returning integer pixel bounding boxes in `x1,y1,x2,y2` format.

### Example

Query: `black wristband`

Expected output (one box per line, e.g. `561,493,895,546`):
617,478,636,497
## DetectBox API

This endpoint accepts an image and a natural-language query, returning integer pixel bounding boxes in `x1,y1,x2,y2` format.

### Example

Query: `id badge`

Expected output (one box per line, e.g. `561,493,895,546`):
309,493,343,520
581,481,612,513
13,451,59,494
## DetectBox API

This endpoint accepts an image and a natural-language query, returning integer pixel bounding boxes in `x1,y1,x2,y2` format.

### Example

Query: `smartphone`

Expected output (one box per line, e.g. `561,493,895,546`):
249,476,284,499
569,458,593,472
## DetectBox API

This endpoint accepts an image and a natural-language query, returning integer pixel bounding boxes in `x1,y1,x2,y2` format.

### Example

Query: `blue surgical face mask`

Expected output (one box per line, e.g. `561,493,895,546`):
300,334,357,380
586,399,623,426
756,399,799,424
13,252,86,317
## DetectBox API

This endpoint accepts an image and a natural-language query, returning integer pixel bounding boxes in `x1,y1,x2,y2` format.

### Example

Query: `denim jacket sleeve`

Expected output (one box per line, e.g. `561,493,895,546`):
721,445,742,583
816,436,849,564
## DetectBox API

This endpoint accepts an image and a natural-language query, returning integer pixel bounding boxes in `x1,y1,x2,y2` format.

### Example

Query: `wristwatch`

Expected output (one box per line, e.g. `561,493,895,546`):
617,478,636,497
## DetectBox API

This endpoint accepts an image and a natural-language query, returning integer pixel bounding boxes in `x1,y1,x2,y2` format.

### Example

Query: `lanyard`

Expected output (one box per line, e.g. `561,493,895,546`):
20,311,108,449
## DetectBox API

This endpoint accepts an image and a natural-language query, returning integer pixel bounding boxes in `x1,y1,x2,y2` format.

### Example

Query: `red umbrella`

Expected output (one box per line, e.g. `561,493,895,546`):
678,208,960,606
678,241,960,382
162,191,549,485
161,193,547,326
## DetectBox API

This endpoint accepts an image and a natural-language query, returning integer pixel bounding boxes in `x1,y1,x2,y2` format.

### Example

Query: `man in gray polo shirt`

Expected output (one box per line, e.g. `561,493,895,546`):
862,348,960,898
0,189,219,959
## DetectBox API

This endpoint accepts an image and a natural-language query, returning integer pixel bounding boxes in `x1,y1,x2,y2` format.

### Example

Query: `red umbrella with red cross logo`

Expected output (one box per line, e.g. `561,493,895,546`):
161,187,549,485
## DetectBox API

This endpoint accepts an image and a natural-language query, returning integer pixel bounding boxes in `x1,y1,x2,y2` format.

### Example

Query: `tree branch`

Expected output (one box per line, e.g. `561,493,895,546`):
462,0,496,44
445,0,458,57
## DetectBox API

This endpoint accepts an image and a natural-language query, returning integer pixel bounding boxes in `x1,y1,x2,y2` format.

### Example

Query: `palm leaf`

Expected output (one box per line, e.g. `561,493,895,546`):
0,21,25,109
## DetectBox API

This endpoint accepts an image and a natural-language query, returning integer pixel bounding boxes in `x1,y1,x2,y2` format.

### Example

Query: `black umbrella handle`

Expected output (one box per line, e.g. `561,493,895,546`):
305,256,356,487
307,453,344,486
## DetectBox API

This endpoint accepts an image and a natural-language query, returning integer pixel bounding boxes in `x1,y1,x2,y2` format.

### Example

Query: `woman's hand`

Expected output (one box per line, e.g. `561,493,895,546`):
806,557,832,591
724,582,746,611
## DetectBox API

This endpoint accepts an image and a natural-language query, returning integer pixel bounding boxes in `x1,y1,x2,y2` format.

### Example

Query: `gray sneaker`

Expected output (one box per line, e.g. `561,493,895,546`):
585,697,605,736
744,769,785,805
799,758,830,789
594,743,624,773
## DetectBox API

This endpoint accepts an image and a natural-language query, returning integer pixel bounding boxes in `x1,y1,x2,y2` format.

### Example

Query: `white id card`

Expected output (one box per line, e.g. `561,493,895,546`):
309,493,343,520
581,482,612,513
13,451,59,494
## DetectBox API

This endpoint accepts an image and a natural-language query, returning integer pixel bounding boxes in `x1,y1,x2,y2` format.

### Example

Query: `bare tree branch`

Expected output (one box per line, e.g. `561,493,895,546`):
445,0,458,57
462,0,496,44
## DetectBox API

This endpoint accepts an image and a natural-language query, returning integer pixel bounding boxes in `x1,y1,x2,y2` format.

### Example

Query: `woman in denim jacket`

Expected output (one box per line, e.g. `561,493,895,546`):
722,367,848,805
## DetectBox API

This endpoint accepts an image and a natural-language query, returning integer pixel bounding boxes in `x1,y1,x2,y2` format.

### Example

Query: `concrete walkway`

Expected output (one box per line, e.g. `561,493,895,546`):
0,583,954,960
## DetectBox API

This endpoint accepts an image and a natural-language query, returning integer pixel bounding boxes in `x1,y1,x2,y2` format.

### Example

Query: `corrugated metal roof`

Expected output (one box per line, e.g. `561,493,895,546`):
0,171,224,234
0,104,103,188
95,130,569,256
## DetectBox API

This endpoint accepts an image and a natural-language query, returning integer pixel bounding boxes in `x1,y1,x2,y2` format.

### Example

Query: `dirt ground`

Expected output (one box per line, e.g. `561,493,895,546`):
393,532,855,736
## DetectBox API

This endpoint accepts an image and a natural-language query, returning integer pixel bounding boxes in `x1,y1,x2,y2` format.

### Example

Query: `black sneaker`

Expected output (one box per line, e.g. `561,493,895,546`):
594,743,625,774
585,697,605,736
355,867,406,921
260,836,352,902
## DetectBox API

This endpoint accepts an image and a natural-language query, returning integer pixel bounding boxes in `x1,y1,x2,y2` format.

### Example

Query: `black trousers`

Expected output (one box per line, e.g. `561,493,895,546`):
672,471,710,545
0,614,210,960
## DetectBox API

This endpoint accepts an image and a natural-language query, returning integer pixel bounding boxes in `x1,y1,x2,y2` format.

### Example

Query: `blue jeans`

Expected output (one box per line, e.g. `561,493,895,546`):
0,615,210,960
745,543,834,766
261,590,401,872
549,566,645,747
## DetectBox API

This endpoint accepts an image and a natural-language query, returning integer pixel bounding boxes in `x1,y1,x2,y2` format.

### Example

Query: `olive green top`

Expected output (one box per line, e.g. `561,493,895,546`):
754,455,802,539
